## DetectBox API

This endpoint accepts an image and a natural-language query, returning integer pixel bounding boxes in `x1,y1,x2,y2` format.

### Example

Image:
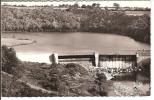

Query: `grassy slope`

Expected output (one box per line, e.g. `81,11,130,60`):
2,71,57,97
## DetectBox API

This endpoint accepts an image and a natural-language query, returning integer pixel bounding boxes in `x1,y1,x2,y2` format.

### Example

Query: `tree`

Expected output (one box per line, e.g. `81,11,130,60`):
96,3,100,8
113,3,120,10
92,3,97,8
81,4,86,8
74,3,79,8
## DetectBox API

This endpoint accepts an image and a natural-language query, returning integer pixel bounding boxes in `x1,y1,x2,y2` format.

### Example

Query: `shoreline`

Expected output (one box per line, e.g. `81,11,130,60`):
1,37,36,47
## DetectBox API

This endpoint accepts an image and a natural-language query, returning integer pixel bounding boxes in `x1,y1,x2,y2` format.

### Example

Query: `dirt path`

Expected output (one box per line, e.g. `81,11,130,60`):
2,71,57,95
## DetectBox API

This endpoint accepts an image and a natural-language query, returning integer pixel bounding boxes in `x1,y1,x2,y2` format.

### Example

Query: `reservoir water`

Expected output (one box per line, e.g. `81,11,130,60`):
2,32,150,63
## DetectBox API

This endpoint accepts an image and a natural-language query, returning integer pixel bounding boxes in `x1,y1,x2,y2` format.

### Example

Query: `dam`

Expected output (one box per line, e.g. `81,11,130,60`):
49,50,150,71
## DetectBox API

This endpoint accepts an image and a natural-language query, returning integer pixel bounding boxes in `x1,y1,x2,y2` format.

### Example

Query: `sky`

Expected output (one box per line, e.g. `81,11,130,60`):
2,0,151,8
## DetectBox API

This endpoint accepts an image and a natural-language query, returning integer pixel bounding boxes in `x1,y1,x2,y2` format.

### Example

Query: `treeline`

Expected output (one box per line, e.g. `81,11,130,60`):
1,6,150,43
1,6,80,32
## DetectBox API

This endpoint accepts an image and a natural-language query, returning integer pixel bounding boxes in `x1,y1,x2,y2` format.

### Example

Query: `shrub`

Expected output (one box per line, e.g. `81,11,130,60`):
40,63,108,96
2,45,19,73
138,58,150,78
43,63,92,96
1,45,24,78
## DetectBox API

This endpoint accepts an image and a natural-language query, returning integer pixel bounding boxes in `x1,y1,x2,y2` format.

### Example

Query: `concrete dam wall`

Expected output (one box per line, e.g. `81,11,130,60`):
49,50,150,69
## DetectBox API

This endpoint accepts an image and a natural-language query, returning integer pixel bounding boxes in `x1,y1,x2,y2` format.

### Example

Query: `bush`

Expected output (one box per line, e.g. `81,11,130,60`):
127,15,150,43
41,63,91,96
40,63,108,96
2,45,18,73
1,45,24,78
138,58,150,78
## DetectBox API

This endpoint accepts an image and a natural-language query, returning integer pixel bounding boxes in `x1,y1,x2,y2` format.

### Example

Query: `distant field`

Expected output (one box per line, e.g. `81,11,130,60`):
125,11,150,16
3,6,150,16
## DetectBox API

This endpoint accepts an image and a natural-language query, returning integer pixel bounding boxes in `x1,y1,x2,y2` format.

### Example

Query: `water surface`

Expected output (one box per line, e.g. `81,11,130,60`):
2,32,150,63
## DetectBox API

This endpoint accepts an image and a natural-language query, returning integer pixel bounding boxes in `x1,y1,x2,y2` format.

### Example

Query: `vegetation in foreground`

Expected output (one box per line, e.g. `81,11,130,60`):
1,4,150,44
137,58,151,82
1,45,107,96
1,45,150,96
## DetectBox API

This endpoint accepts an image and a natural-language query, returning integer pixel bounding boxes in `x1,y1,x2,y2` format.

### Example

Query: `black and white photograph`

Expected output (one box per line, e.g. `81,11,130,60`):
1,0,151,97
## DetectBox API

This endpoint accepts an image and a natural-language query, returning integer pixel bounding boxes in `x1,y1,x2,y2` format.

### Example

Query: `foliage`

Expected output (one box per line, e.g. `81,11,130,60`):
15,82,53,97
1,45,24,77
15,61,108,96
1,5,150,43
1,71,52,97
39,63,107,96
126,15,150,43
1,6,80,32
40,63,91,96
138,58,150,78
1,45,25,96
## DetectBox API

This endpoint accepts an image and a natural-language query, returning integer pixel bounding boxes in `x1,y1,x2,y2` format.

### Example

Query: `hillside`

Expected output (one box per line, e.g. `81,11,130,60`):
1,5,150,44
1,45,150,96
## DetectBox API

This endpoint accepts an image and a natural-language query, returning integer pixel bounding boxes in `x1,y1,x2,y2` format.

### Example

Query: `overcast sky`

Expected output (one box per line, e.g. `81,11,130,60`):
2,1,151,8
